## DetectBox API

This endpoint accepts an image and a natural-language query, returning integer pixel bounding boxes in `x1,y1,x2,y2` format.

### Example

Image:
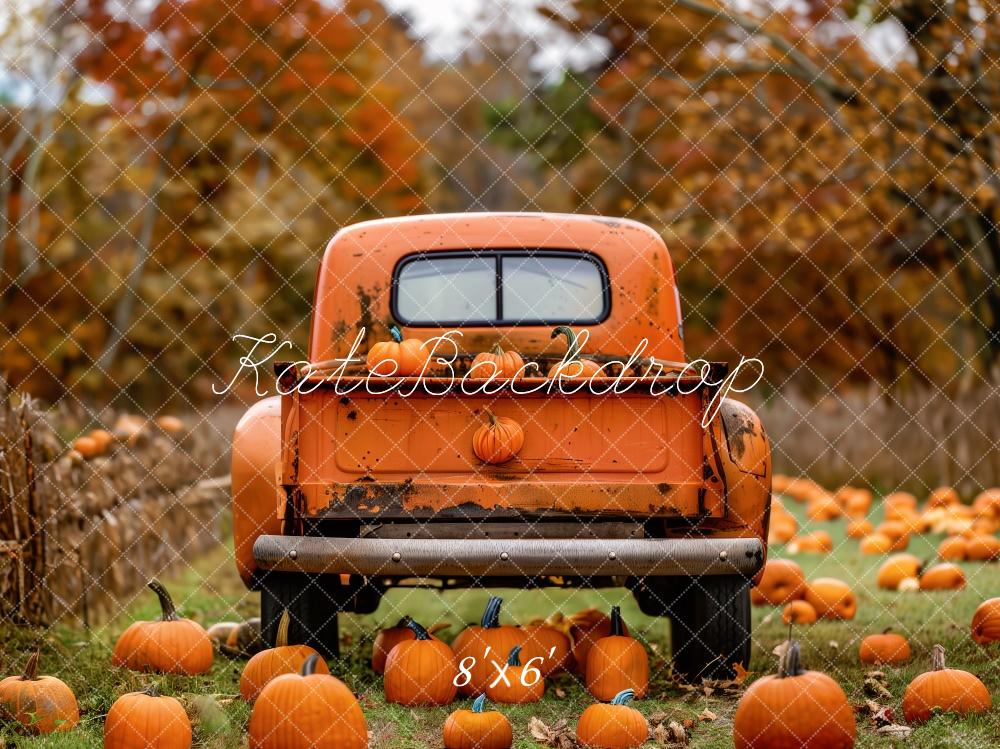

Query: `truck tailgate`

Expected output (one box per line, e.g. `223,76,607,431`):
280,376,718,519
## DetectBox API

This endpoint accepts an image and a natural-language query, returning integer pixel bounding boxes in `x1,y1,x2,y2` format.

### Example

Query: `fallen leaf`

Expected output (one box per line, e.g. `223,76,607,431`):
651,720,688,746
877,724,913,738
554,687,567,699
772,640,790,659
827,640,839,650
529,717,578,749
732,662,751,684
698,708,717,722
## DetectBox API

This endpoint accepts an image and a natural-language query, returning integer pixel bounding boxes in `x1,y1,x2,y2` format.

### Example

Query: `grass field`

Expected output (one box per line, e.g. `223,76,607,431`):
2,497,999,748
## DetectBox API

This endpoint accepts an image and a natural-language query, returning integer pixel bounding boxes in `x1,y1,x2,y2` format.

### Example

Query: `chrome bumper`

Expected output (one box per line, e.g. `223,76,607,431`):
253,535,764,577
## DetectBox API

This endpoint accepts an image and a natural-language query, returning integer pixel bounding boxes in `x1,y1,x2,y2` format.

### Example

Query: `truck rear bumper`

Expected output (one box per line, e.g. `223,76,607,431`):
252,535,764,578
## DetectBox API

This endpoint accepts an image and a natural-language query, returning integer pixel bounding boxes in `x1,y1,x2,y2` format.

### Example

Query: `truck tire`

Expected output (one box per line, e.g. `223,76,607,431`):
260,571,341,658
668,574,751,681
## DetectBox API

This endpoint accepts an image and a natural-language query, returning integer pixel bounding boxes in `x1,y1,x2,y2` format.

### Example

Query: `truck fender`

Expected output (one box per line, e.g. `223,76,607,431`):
232,396,283,587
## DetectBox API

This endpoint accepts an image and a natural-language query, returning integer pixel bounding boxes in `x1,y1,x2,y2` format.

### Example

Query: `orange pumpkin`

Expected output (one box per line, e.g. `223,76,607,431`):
240,610,328,701
249,654,367,749
937,535,968,561
366,325,431,376
547,326,603,379
926,486,960,508
806,495,842,521
859,630,911,665
733,640,855,749
585,606,648,701
577,689,648,749
520,615,572,676
782,600,818,625
768,514,798,544
471,344,527,380
89,428,114,453
472,412,524,465
453,597,526,696
875,521,910,551
902,645,991,723
112,580,213,675
859,533,893,555
804,578,856,620
964,534,1000,561
372,617,415,674
385,619,458,706
72,435,100,458
155,415,185,434
875,553,922,591
787,530,832,554
971,597,1000,645
919,563,966,591
0,652,79,734
884,491,917,510
104,686,192,749
485,645,544,704
568,608,627,676
443,694,513,749
845,519,873,538
751,559,806,606
842,489,872,518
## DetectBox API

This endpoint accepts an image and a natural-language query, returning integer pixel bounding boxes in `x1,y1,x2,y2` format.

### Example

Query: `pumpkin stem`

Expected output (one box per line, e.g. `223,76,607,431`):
301,653,324,676
388,325,403,343
276,610,291,647
882,626,893,635
610,606,624,637
507,645,522,667
491,343,504,356
472,694,487,713
777,640,805,678
551,326,580,362
484,409,498,427
395,616,411,628
148,579,180,622
481,596,503,629
931,643,946,671
406,619,432,640
610,689,635,706
141,683,160,698
21,651,40,681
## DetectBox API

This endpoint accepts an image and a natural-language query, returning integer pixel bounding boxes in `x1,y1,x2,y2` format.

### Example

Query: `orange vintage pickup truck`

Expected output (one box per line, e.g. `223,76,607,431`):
231,212,771,680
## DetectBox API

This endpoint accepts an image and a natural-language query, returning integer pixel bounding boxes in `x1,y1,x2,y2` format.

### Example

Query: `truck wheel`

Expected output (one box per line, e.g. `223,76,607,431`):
260,571,341,658
668,575,751,681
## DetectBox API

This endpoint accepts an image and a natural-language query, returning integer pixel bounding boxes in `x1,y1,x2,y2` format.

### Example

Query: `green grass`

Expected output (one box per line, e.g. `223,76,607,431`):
2,498,999,747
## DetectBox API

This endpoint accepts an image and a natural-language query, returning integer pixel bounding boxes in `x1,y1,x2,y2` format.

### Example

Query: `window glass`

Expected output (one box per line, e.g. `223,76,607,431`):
395,256,496,323
501,255,605,322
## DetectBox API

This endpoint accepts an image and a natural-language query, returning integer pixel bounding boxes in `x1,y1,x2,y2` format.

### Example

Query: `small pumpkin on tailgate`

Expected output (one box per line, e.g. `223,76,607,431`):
112,580,213,675
249,654,367,749
471,344,526,380
453,597,526,696
104,685,192,749
486,646,544,704
384,619,458,706
240,610,328,701
366,324,430,376
577,689,648,749
472,412,524,465
733,640,855,749
902,644,991,723
548,326,602,379
444,694,513,749
0,652,79,734
585,606,648,701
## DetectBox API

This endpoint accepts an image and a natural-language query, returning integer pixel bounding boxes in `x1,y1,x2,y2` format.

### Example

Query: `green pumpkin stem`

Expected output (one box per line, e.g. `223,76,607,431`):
551,326,581,362
610,689,635,706
148,579,180,622
389,325,403,343
507,645,522,667
141,683,160,698
472,694,487,713
484,409,498,427
21,651,40,681
490,343,504,356
931,643,946,671
777,640,805,678
276,610,291,647
481,596,503,629
396,616,411,628
301,653,324,676
406,619,432,640
610,606,624,637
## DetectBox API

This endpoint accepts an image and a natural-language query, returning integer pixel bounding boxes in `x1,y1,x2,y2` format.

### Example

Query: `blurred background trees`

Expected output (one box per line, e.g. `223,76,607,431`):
1,0,996,417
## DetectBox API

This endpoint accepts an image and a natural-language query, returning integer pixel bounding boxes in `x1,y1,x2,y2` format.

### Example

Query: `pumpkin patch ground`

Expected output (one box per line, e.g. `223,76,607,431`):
1,498,999,747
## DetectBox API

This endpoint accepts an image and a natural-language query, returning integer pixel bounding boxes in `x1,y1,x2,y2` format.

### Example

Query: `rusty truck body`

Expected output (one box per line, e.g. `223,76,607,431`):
231,212,771,679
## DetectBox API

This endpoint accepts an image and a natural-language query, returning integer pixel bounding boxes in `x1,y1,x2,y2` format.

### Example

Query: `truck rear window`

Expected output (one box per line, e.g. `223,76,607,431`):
392,251,609,326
